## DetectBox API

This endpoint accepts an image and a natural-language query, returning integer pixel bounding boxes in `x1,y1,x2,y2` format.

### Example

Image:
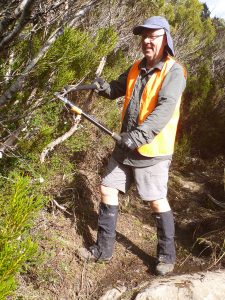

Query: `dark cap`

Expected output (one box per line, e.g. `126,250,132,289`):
133,16,175,56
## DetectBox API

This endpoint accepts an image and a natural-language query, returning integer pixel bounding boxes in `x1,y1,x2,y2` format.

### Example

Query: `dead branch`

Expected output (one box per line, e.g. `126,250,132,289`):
82,56,106,112
0,25,64,106
0,125,25,156
67,0,99,28
0,1,21,36
0,94,44,157
52,199,72,215
40,115,81,163
0,78,86,158
0,0,35,51
206,193,225,209
95,56,107,77
15,0,32,16
40,55,106,163
0,0,100,107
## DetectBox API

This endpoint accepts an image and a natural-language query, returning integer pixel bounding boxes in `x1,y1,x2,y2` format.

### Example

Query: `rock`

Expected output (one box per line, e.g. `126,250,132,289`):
135,270,225,300
99,286,127,300
170,174,205,193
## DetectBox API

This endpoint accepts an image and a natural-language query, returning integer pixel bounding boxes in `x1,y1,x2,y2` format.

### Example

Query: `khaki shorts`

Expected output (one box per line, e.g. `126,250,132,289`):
101,157,171,201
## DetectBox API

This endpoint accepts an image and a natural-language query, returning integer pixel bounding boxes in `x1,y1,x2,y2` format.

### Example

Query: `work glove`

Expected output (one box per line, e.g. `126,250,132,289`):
116,132,137,151
93,77,109,92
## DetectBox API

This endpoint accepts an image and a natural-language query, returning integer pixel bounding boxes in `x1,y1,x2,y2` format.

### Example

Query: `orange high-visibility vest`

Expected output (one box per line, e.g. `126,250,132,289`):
122,56,184,157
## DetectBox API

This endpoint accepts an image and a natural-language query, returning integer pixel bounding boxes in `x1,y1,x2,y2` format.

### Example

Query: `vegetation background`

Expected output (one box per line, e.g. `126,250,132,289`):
0,0,224,299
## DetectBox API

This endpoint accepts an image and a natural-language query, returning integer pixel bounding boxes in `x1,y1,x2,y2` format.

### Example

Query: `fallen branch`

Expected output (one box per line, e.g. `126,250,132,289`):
206,193,225,209
52,199,72,215
40,115,81,163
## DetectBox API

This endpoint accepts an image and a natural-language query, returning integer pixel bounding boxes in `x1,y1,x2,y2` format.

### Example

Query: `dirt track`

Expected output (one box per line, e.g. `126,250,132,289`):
16,156,225,299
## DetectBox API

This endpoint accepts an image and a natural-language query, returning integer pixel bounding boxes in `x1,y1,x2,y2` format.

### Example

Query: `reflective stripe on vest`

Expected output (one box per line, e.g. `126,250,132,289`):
122,55,182,157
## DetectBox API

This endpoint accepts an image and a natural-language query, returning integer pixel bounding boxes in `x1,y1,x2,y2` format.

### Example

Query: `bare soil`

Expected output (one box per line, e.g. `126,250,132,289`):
15,153,225,300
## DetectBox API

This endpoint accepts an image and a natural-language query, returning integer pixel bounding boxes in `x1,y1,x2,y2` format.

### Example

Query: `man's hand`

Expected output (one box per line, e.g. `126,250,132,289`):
117,132,137,150
93,77,109,92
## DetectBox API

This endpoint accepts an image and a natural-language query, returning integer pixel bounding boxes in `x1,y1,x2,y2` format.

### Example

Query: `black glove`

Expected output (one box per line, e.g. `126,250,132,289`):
117,132,137,151
93,77,109,92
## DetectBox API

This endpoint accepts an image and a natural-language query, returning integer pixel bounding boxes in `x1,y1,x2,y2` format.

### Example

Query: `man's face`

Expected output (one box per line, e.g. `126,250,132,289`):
141,28,167,66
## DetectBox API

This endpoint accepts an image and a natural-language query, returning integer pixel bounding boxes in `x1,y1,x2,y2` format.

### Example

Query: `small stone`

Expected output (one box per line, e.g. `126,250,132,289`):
39,176,44,183
99,286,127,300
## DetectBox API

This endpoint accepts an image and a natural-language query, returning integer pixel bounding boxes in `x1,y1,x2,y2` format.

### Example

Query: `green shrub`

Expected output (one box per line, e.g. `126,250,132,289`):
182,61,225,157
35,27,117,92
0,175,45,299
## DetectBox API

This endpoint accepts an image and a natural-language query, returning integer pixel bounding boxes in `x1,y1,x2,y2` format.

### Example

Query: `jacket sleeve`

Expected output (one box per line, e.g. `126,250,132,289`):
130,63,187,147
98,67,131,100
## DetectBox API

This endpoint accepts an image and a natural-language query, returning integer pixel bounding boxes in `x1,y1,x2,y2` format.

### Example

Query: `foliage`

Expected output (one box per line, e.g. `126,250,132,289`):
170,0,215,63
181,61,225,157
35,27,117,92
103,49,131,81
174,133,191,162
0,175,45,299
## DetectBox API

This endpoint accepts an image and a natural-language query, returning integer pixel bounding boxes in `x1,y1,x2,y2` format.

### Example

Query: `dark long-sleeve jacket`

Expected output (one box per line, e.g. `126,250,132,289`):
99,56,186,167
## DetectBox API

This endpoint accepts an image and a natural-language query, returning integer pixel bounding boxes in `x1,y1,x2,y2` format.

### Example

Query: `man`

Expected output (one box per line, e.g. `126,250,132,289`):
79,16,186,276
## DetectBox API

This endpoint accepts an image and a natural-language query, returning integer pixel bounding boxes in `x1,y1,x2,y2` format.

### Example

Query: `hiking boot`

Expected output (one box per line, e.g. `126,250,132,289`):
77,246,112,263
155,261,174,276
